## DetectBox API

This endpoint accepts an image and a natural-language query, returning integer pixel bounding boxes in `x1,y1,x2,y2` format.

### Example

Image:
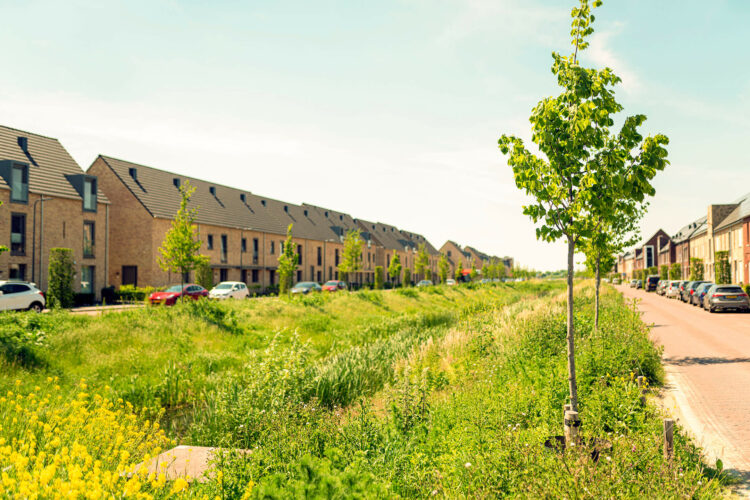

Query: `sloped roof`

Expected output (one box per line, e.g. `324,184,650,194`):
671,216,707,244
715,193,750,231
398,229,439,255
0,125,108,202
96,155,341,240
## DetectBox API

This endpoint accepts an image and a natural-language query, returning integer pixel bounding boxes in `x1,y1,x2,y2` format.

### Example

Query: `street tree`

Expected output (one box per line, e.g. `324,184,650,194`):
277,224,298,294
438,254,450,284
498,0,669,413
388,250,402,286
470,259,478,281
454,259,463,281
414,243,429,281
338,229,364,288
158,180,208,298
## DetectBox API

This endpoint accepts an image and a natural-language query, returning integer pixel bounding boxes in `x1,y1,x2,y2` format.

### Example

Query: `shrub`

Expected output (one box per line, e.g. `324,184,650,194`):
374,266,384,290
47,248,75,308
196,258,214,290
116,285,156,303
403,268,412,287
0,316,47,366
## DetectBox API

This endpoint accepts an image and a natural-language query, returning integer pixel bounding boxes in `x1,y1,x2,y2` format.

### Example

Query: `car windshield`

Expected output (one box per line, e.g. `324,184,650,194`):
716,287,743,293
324,281,338,286
215,284,234,290
165,285,183,293
294,282,316,288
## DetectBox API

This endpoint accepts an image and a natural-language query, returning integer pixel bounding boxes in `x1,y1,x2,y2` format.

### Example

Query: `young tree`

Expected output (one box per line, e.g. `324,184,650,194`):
403,268,412,287
157,180,207,297
438,254,450,284
498,0,669,413
196,258,213,290
470,259,478,281
277,224,298,294
669,262,682,280
454,259,463,281
690,258,704,281
47,248,75,308
374,266,384,290
338,229,364,289
414,243,430,281
388,250,402,286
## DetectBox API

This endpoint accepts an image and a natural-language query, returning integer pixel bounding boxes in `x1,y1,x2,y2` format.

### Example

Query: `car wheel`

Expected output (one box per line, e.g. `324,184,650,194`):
708,306,714,313
28,302,43,313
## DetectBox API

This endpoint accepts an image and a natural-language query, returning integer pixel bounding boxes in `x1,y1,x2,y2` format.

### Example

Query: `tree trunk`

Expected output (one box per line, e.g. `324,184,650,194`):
595,253,601,331
566,237,579,412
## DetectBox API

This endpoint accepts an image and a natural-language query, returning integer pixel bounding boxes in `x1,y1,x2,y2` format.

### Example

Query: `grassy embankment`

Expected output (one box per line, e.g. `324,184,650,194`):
0,282,732,498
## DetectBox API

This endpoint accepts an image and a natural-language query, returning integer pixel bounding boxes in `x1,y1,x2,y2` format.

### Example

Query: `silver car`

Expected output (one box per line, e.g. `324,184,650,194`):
702,285,750,313
0,281,46,312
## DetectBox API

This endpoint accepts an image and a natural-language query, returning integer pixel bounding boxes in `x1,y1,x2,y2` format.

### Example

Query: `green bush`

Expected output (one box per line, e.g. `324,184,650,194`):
196,259,214,290
115,285,156,303
374,266,384,290
403,268,412,287
47,248,75,309
0,313,49,366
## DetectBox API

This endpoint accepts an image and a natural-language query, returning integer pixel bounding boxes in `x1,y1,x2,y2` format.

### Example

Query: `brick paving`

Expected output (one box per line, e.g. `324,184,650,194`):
619,285,750,492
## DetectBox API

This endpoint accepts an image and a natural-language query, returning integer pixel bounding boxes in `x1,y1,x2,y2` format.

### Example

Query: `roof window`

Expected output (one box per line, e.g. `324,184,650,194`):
209,186,216,196
173,178,180,188
284,205,289,213
240,193,246,203
17,137,37,166
129,167,137,180
261,200,266,207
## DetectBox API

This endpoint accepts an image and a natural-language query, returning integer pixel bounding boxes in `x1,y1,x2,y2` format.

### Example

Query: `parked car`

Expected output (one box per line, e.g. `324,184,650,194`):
613,279,621,285
629,280,638,288
702,285,750,313
692,282,714,306
656,280,667,296
446,279,456,286
635,280,643,289
0,281,45,312
683,281,709,303
209,281,249,300
291,282,322,294
677,281,690,300
665,280,681,298
322,280,347,292
479,279,491,284
645,275,660,292
416,280,434,287
149,284,208,305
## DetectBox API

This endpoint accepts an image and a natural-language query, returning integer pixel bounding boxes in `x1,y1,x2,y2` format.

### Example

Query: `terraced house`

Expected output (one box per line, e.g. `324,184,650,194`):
0,125,109,299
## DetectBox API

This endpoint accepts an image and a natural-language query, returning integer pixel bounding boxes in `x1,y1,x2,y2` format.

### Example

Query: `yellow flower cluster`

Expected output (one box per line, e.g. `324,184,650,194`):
0,379,180,499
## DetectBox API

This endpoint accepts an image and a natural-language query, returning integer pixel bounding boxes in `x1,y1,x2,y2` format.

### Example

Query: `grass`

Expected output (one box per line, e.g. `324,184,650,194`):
0,281,734,498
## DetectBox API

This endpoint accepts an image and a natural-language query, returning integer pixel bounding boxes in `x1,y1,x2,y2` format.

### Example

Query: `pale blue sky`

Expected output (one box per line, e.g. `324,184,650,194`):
2,0,749,270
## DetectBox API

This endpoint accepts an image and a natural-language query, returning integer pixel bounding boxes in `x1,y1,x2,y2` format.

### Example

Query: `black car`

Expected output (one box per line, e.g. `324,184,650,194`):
645,275,660,292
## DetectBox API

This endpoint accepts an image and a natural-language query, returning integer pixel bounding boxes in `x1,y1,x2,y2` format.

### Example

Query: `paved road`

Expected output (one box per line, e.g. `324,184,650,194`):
618,285,750,489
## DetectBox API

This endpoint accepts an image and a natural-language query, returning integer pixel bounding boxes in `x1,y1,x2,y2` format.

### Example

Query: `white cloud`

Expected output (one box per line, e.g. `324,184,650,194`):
586,23,642,95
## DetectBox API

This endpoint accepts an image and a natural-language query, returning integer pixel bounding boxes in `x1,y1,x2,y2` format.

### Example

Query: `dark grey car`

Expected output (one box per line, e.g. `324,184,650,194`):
702,285,750,313
692,282,714,306
682,280,709,303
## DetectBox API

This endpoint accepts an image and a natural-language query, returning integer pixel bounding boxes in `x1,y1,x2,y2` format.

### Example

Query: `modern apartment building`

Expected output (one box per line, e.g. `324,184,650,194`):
0,125,109,298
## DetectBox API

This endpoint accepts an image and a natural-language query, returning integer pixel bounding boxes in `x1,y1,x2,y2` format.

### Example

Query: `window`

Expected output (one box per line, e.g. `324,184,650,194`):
253,238,259,264
83,221,95,258
329,267,332,280
317,270,321,282
317,247,322,266
83,178,97,211
241,238,247,253
11,213,26,256
447,250,452,257
220,268,228,281
270,241,275,254
297,244,302,265
9,264,27,281
0,283,29,295
241,269,247,283
220,235,228,263
81,266,95,294
296,270,302,282
207,234,214,250
335,249,339,266
11,165,28,203
122,266,138,286
251,269,259,283
310,266,314,281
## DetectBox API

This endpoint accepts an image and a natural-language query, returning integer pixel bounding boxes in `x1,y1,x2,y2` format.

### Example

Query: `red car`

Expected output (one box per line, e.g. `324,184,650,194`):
322,280,347,292
149,284,208,305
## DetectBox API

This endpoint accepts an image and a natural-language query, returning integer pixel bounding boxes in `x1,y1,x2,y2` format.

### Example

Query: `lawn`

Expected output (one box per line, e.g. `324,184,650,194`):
0,282,732,498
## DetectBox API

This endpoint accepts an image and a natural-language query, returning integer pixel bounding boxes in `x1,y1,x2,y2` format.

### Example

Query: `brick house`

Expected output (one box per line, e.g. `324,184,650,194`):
710,194,750,284
632,229,671,275
439,241,471,275
671,216,706,280
0,125,110,299
88,155,358,290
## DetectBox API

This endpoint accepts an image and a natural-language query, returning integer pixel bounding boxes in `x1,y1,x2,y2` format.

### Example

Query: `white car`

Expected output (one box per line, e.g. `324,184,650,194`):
209,281,250,300
0,281,46,312
446,279,456,286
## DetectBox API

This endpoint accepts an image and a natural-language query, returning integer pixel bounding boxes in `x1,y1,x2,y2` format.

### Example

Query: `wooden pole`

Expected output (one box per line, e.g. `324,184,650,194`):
564,410,580,447
663,418,674,460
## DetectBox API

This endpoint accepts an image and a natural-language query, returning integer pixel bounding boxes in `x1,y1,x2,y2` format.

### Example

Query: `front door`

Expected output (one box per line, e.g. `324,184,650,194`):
122,266,138,286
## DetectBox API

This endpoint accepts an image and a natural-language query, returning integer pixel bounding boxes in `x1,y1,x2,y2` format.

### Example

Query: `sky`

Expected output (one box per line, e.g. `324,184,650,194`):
1,0,749,271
